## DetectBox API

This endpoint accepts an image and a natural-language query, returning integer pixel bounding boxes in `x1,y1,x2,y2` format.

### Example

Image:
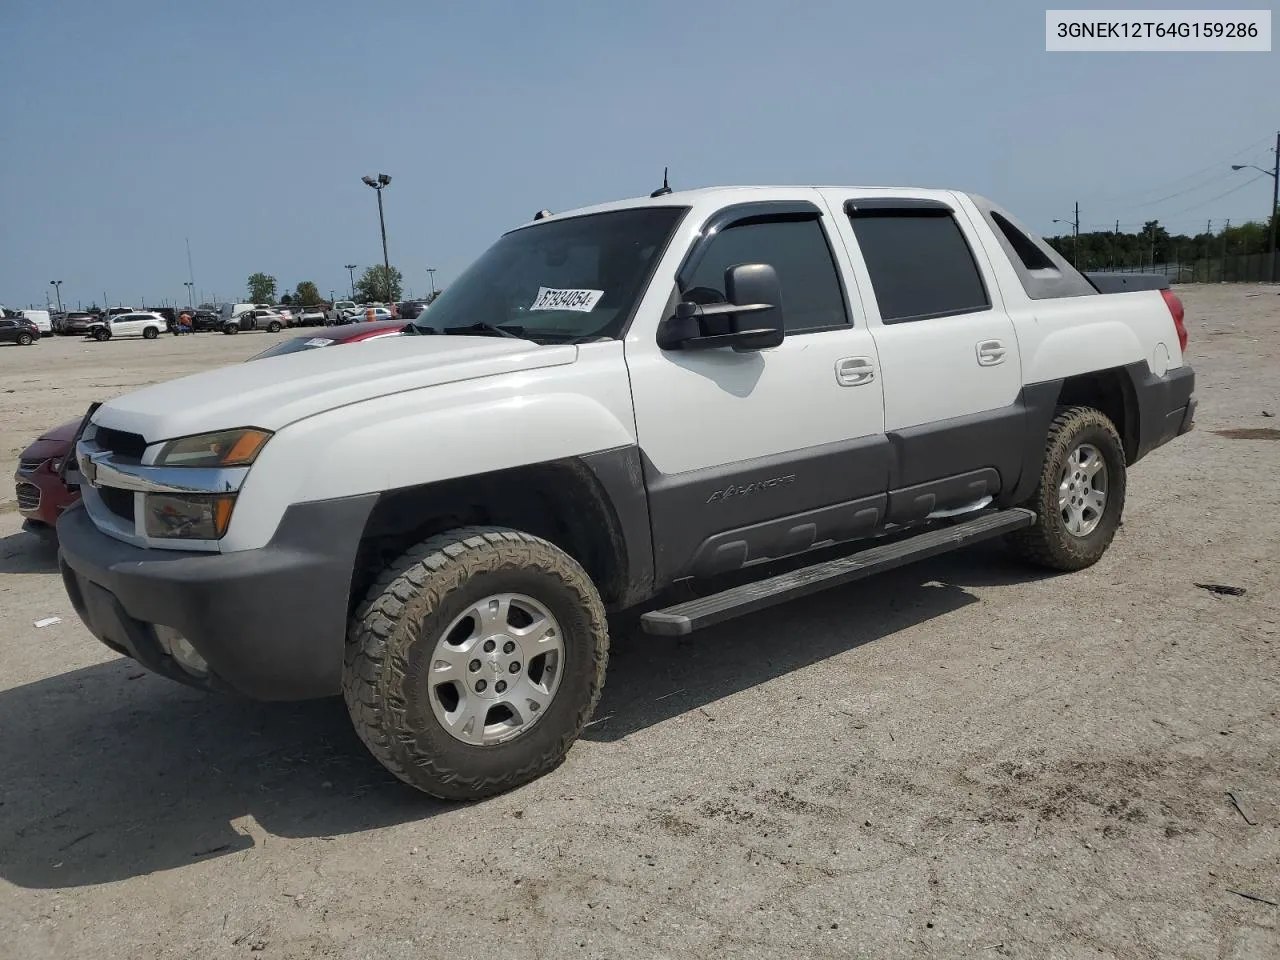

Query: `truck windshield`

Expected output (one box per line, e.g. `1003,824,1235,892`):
411,206,687,343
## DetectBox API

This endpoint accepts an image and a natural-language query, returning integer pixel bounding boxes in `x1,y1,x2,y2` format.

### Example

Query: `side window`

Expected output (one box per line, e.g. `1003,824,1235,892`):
682,218,848,333
848,210,991,323
0,320,13,329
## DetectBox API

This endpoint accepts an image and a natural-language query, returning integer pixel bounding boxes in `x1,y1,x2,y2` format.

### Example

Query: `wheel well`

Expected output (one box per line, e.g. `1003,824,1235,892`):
1057,367,1138,462
349,459,629,615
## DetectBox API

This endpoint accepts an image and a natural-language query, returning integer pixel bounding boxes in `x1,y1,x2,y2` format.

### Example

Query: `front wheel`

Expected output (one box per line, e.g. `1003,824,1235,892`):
1007,405,1127,571
223,324,238,335
93,328,110,342
343,526,609,800
143,326,158,340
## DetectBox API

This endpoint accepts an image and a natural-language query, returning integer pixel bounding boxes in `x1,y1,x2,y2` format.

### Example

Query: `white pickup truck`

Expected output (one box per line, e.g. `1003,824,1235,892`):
56,185,1196,800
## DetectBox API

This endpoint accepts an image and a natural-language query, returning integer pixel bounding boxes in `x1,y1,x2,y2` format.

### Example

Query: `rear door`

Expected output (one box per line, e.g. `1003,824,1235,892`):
820,191,1024,525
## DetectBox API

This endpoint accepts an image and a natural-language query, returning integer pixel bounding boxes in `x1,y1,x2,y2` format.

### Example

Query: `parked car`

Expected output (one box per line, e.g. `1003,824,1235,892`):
353,305,393,322
86,311,167,340
248,319,408,358
13,418,81,536
14,320,410,539
57,311,100,335
296,305,328,326
222,308,286,334
329,300,359,324
20,309,52,336
272,306,297,325
186,309,223,332
53,183,1196,801
396,299,433,320
0,315,40,346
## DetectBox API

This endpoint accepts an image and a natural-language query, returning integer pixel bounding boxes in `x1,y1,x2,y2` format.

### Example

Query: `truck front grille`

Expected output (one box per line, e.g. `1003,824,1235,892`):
16,482,41,511
94,427,147,460
98,486,135,524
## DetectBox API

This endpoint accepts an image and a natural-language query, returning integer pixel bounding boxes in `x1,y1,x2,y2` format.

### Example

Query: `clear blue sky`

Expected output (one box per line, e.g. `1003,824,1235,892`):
2,0,1276,310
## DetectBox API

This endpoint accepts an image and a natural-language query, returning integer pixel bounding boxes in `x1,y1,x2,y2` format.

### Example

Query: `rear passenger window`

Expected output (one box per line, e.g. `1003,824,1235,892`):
848,209,990,323
682,217,848,333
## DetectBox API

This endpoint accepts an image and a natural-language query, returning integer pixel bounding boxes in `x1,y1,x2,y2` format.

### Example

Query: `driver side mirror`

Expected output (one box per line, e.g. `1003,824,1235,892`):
657,263,784,352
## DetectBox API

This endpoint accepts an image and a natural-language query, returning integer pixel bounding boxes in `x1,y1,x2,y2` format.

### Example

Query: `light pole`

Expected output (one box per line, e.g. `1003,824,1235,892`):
1232,132,1279,282
426,267,437,297
49,280,63,315
183,281,194,308
360,174,392,300
344,264,358,300
1052,201,1080,267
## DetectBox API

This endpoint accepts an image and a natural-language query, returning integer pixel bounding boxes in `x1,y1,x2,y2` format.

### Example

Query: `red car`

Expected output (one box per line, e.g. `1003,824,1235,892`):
14,320,408,538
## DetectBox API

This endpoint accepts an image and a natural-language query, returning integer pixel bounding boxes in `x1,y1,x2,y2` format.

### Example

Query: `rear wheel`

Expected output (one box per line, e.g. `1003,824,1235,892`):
343,526,609,800
1008,405,1127,571
266,320,282,333
17,332,33,346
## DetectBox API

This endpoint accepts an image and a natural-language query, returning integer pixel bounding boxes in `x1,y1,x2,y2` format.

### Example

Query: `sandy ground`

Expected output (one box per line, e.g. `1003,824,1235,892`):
1,289,1277,959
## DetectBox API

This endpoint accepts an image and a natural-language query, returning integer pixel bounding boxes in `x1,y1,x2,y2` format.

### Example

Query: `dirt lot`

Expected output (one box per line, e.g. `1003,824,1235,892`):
1,289,1278,959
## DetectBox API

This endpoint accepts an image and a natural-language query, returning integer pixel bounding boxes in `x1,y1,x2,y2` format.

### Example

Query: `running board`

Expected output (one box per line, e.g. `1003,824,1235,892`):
640,508,1036,637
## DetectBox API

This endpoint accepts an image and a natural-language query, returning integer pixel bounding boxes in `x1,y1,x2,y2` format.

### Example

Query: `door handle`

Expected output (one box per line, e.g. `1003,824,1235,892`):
835,356,875,386
976,339,1007,366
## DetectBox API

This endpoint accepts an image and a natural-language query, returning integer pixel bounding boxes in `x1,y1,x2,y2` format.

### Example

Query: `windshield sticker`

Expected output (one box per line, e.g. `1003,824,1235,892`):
529,287,604,312
303,337,335,347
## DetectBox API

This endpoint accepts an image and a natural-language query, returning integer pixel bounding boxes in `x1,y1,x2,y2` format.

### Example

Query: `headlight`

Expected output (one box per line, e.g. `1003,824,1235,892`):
144,493,237,539
154,428,271,467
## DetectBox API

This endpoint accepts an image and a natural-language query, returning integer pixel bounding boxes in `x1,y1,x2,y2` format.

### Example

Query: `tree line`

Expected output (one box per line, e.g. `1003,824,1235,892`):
246,265,411,306
1044,214,1278,270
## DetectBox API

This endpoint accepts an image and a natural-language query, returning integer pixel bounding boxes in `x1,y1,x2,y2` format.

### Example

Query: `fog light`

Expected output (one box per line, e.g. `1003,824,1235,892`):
155,625,209,676
144,493,236,539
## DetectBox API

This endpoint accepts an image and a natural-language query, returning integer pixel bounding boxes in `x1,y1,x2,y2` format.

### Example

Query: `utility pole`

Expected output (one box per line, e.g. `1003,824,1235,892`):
426,267,437,297
344,264,357,300
1053,205,1081,267
49,280,63,315
1271,130,1279,282
360,174,393,300
1073,201,1079,268
185,237,195,296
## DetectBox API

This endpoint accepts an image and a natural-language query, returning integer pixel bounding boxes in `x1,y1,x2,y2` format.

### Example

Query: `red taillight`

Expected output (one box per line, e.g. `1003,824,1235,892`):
1161,288,1188,354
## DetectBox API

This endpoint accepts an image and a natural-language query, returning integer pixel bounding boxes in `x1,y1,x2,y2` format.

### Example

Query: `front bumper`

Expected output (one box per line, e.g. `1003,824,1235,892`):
56,494,377,700
15,462,80,528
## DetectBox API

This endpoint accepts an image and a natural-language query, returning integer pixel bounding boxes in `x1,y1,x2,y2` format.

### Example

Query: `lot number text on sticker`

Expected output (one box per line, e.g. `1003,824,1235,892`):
530,287,604,312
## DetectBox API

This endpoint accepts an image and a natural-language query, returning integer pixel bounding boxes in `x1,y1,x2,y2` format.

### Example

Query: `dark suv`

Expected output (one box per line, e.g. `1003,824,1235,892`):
396,299,433,320
0,315,40,346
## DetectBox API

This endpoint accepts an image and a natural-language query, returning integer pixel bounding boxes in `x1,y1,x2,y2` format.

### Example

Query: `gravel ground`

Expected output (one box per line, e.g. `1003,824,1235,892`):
1,288,1277,959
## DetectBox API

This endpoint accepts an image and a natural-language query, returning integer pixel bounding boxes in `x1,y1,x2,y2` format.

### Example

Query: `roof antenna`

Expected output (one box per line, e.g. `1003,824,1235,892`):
650,166,672,198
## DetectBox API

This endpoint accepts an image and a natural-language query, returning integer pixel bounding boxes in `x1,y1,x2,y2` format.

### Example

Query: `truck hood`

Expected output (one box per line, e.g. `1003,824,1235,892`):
91,334,578,442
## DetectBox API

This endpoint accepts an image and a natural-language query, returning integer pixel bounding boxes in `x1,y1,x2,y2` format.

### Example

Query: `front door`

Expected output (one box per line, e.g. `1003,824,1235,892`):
625,201,888,585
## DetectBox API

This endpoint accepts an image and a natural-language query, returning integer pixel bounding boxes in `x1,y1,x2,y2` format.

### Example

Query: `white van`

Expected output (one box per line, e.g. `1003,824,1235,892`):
20,309,52,336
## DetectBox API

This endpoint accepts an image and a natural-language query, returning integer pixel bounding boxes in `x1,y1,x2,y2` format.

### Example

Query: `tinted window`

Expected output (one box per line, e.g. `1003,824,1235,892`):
682,218,847,333
0,320,13,328
849,211,990,323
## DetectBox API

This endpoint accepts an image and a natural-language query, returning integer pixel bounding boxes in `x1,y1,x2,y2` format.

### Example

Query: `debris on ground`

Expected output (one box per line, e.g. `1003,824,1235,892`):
1194,583,1247,596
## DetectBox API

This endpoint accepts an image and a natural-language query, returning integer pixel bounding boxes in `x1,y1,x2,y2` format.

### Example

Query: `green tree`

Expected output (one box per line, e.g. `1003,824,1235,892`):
280,292,294,305
355,265,403,303
247,272,277,303
294,281,323,306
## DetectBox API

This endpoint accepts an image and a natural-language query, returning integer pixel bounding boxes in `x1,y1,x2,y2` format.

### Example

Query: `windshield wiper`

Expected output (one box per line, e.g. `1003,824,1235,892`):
441,322,524,339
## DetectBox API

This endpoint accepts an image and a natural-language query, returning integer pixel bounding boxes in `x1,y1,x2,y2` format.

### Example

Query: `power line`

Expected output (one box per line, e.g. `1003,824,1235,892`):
1164,173,1268,218
1087,134,1273,204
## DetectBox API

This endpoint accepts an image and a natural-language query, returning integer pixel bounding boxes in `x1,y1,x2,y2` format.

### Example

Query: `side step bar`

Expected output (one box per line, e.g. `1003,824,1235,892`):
640,508,1036,637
